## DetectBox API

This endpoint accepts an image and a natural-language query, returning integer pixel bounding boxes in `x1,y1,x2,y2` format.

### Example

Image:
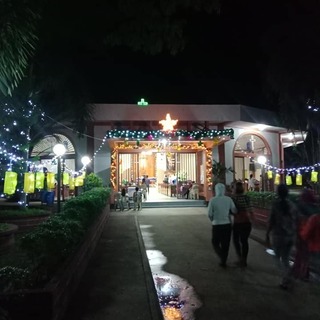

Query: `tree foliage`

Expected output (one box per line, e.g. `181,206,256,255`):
102,0,220,54
261,0,320,165
0,0,41,95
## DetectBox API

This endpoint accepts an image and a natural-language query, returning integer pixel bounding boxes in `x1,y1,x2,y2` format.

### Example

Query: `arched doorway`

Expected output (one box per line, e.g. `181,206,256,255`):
30,133,76,171
233,133,271,185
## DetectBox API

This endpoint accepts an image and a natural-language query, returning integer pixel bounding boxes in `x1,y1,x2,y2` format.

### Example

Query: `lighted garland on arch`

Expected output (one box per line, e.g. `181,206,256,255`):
105,128,234,140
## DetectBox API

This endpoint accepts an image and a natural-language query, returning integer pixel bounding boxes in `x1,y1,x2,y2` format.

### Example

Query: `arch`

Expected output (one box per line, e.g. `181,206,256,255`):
233,132,271,156
30,133,76,159
233,132,272,184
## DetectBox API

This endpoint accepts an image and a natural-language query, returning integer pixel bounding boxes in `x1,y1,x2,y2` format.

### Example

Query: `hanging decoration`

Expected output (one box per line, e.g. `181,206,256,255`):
311,171,318,183
4,171,18,195
47,172,55,189
274,173,281,185
63,172,70,185
24,172,35,193
75,173,85,187
35,172,45,189
267,170,273,179
159,113,178,132
286,175,292,186
69,176,75,191
296,173,302,186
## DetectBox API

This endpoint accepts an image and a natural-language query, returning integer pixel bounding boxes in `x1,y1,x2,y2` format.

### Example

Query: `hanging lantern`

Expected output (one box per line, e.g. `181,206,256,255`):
4,171,18,195
63,172,70,185
286,175,292,185
47,172,55,189
75,174,84,187
296,173,302,186
35,172,45,189
311,171,318,183
274,173,281,185
24,173,35,193
267,170,273,179
69,176,75,190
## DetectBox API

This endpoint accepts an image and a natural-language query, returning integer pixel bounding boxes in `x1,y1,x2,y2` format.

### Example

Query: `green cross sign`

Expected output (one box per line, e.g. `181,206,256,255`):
137,98,149,107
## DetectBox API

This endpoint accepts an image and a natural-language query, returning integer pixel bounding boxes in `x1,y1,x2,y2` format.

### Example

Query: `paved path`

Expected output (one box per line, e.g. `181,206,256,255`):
64,208,320,320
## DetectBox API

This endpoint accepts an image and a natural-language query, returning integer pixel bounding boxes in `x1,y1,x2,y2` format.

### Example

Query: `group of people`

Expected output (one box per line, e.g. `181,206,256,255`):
208,181,320,290
208,181,253,268
117,176,150,211
266,186,320,289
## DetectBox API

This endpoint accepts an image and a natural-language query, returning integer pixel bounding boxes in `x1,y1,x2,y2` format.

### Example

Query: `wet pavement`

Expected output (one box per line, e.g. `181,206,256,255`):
64,208,320,320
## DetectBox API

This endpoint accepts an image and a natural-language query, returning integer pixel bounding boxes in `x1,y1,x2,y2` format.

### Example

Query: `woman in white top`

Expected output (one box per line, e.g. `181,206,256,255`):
208,183,237,267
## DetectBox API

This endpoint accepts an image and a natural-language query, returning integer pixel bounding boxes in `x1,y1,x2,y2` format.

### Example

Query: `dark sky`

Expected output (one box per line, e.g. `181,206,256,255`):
36,0,320,110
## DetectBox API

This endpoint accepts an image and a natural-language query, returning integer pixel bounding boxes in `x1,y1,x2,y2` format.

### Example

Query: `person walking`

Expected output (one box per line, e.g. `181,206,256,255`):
208,183,237,268
266,184,298,290
292,188,318,280
232,181,253,267
301,210,320,276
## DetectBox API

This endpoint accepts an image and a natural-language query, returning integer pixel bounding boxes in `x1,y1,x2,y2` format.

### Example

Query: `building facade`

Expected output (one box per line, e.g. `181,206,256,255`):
31,103,302,201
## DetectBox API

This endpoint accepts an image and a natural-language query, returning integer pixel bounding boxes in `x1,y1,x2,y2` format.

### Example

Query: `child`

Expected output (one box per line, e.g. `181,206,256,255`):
133,187,142,211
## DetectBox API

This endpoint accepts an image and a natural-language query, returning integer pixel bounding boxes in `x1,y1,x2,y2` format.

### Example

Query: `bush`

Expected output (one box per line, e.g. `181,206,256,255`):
1,187,110,290
0,208,50,219
247,191,276,209
83,173,103,192
0,267,32,293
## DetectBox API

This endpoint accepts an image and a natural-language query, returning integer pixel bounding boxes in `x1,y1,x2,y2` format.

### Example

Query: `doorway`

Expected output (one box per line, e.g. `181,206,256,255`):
118,151,197,197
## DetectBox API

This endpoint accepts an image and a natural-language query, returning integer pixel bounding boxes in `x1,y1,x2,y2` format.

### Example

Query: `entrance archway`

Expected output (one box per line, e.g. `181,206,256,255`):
233,132,272,184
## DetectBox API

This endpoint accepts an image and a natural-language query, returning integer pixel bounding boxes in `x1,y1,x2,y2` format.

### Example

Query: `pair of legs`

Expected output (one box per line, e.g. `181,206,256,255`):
211,224,232,267
233,222,252,266
272,236,294,288
133,200,142,210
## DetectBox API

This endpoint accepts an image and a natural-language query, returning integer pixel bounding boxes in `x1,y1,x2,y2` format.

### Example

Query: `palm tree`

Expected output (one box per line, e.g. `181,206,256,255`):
0,0,41,96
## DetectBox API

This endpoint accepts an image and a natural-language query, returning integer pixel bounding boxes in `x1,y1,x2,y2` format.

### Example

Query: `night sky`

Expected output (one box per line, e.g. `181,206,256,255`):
34,0,320,110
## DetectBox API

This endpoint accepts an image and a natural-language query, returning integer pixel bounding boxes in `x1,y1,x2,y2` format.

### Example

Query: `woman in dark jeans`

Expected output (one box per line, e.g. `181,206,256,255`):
232,181,253,267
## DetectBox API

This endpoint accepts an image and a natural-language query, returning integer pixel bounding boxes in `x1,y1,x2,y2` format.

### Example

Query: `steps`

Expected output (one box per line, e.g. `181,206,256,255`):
142,200,207,208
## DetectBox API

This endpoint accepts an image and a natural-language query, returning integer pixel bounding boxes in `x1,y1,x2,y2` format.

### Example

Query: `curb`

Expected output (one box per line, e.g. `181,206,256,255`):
135,215,164,320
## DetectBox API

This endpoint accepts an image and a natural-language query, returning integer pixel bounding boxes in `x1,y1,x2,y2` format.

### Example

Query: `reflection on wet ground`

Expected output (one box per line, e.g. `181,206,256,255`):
140,225,202,320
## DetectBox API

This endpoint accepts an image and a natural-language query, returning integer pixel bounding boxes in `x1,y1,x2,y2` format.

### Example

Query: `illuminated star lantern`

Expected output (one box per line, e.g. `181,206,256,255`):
159,113,178,132
137,98,149,107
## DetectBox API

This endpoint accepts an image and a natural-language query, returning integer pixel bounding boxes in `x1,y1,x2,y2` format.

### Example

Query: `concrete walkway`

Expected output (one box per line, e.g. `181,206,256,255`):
64,208,320,320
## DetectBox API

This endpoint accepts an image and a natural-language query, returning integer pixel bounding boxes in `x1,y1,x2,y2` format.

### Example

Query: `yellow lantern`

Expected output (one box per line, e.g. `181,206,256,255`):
47,172,55,189
274,173,281,185
267,170,273,179
24,172,35,193
69,176,75,191
63,172,70,185
4,171,18,195
75,174,84,187
296,173,302,186
35,172,45,189
286,175,292,185
311,171,318,183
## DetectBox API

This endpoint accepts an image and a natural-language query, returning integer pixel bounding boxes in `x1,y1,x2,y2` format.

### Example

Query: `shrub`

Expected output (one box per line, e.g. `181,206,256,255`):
0,208,50,219
0,267,32,293
83,173,103,192
1,187,110,290
0,223,10,232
